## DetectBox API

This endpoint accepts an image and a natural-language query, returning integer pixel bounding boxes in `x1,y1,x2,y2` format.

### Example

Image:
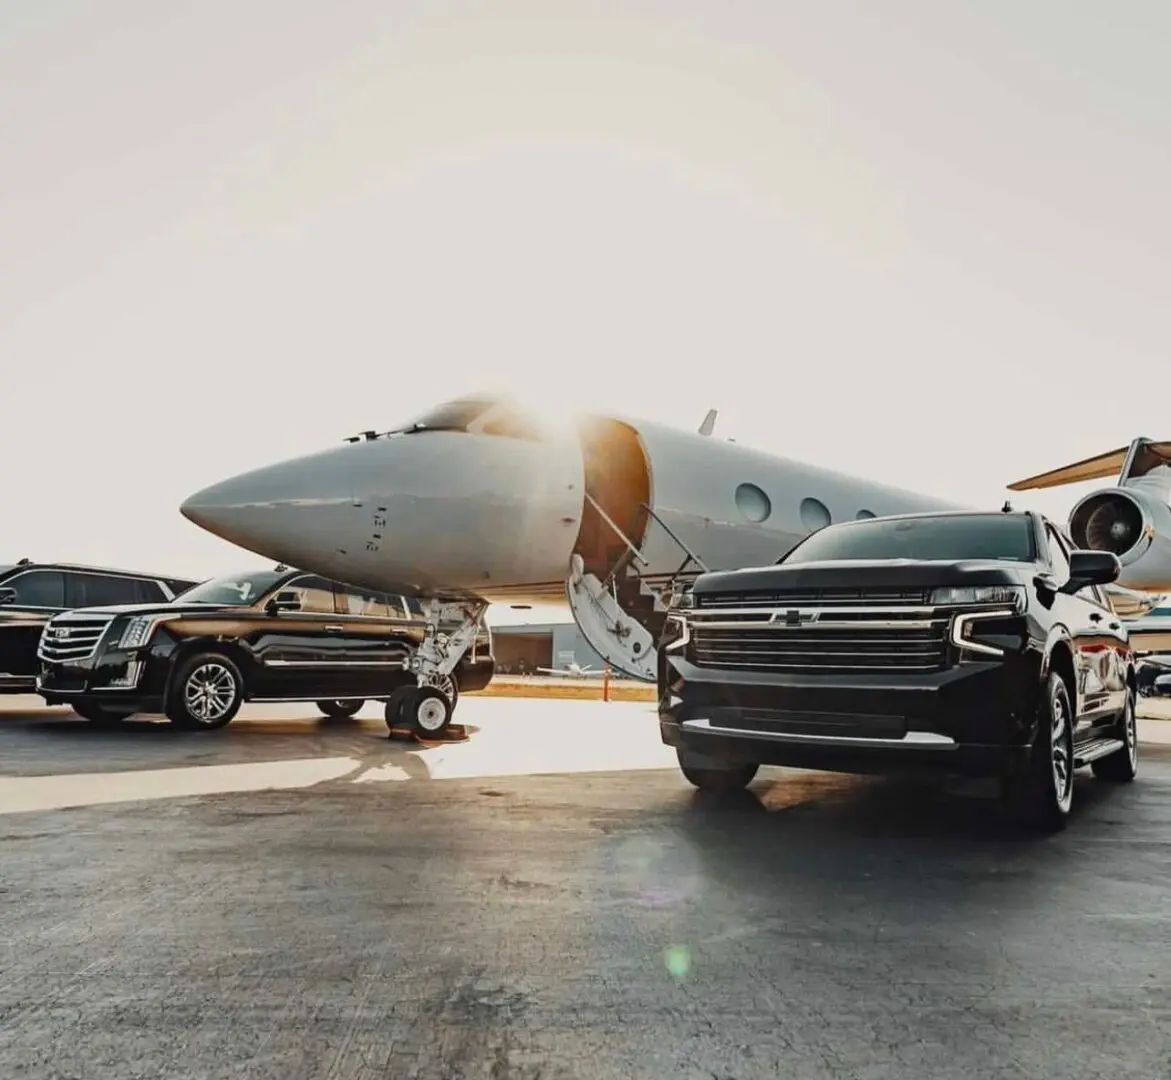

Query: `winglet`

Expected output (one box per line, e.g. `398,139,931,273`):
698,409,717,437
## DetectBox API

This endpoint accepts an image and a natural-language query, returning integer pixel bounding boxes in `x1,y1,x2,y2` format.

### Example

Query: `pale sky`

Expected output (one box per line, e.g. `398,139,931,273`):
1,1,1168,625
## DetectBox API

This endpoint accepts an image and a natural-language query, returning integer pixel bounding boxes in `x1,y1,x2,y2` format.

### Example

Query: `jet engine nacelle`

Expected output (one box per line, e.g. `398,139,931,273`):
1069,485,1171,591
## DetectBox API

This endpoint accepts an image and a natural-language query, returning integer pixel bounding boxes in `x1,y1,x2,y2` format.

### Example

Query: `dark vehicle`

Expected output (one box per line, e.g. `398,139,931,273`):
658,510,1137,832
36,567,494,733
0,560,198,695
1136,654,1171,698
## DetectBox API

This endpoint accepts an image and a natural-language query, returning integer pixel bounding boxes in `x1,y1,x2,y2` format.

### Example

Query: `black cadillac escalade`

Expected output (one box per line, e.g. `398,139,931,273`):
658,510,1137,832
36,567,493,732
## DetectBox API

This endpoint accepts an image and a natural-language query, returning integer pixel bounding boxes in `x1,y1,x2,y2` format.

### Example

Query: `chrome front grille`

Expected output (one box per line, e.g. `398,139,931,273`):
37,614,115,663
695,587,930,609
686,593,949,674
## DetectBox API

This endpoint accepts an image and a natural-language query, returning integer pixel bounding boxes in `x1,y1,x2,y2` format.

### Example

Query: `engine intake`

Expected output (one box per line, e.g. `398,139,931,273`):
1068,487,1171,590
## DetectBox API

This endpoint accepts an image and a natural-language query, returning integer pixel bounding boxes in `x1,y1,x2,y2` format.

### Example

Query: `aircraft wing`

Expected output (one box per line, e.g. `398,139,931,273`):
1006,445,1132,491
1007,439,1171,491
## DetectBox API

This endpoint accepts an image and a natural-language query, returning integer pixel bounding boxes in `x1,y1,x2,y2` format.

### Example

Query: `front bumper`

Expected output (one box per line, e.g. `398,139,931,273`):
659,652,1040,779
36,649,168,711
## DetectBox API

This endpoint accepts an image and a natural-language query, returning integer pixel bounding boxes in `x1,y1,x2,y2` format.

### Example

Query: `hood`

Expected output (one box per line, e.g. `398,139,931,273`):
53,601,246,619
692,559,1033,598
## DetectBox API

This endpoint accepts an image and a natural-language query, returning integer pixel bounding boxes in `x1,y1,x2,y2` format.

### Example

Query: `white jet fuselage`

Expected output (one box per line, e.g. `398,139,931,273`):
180,399,961,605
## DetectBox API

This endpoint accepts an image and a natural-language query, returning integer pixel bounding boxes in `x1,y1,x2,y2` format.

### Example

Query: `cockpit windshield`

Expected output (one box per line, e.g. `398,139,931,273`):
388,397,499,436
173,571,287,606
387,395,549,442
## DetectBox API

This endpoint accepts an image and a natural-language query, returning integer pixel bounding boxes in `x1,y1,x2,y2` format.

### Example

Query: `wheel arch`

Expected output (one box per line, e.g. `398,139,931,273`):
1041,629,1078,718
162,637,255,704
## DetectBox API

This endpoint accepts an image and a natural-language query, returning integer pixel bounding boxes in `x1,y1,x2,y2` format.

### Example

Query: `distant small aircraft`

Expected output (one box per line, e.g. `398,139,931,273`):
535,662,606,678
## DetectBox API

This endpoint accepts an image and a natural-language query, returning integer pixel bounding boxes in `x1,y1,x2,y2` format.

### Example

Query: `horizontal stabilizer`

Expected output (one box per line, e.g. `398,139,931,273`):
698,409,717,437
1007,438,1171,492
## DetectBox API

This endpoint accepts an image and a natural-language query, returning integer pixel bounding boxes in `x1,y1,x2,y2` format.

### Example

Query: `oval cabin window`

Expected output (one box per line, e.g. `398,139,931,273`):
734,483,772,524
799,497,832,532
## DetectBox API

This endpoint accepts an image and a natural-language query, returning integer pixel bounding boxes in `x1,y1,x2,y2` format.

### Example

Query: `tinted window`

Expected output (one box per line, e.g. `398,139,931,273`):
67,573,139,608
780,514,1036,565
178,571,287,606
5,570,65,608
335,585,389,617
403,596,426,618
281,575,337,614
134,579,167,603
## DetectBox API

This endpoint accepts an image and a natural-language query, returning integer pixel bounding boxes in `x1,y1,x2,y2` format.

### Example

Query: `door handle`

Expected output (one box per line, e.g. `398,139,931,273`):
323,625,344,633
1089,612,1102,622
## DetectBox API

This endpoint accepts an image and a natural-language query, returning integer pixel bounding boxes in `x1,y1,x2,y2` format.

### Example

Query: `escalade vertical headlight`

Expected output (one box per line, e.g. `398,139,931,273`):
930,585,1026,613
118,615,161,650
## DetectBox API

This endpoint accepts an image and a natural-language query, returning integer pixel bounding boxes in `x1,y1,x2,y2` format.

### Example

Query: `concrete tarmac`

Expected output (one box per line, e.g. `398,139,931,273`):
0,695,1169,1079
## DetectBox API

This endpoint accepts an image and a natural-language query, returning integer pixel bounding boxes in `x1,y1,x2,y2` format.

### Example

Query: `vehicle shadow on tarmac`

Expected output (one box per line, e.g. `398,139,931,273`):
678,767,1131,849
2,707,478,781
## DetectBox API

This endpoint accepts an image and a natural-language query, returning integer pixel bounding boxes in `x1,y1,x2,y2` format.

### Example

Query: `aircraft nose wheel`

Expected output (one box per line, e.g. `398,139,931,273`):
384,685,454,739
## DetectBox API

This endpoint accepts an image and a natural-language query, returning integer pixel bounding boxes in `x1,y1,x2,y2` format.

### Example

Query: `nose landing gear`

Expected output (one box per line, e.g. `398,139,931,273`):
385,598,486,739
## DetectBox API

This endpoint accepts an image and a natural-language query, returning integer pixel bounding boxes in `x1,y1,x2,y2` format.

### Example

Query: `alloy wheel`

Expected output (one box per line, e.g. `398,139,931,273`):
184,663,237,724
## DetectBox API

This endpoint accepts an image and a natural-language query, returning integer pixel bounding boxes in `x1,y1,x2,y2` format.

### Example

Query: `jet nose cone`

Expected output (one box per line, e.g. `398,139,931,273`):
180,447,360,563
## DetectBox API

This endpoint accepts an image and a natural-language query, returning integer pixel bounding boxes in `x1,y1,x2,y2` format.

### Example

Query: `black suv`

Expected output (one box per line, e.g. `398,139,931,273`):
36,567,494,732
658,510,1137,831
1,561,198,695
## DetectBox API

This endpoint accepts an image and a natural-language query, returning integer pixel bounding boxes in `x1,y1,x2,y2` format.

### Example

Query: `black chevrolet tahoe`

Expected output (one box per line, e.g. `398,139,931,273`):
658,510,1137,832
36,567,494,732
0,561,198,695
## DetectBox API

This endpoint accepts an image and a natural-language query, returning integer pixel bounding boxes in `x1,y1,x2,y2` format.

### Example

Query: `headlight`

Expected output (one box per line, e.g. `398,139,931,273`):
930,585,1025,612
118,615,160,650
665,590,695,611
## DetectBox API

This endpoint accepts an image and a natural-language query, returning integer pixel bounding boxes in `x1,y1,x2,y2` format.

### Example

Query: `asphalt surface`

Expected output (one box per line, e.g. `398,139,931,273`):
0,696,1169,1079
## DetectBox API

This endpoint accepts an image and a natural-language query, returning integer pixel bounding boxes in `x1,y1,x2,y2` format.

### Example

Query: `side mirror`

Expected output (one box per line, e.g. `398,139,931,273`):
0,587,15,606
1062,550,1121,594
265,591,302,614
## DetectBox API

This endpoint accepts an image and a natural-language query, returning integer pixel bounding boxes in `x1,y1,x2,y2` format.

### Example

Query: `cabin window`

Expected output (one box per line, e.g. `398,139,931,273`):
856,509,876,520
734,483,771,524
800,497,832,532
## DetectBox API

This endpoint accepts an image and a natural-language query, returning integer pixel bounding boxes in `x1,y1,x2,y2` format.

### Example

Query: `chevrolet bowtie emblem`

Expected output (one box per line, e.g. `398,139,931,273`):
780,609,818,625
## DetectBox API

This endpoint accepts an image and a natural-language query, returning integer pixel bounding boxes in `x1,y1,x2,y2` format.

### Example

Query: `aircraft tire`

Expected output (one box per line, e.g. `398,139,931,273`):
407,686,453,739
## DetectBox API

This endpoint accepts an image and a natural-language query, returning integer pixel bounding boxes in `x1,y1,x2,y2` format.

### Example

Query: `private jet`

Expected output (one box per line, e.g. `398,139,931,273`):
536,662,605,678
179,396,1171,731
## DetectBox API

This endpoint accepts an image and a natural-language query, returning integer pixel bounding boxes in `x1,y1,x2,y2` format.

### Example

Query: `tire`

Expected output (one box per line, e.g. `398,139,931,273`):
73,701,133,725
419,671,459,713
405,686,453,738
1092,688,1138,783
676,747,759,793
166,652,244,731
316,699,364,720
1002,671,1074,833
383,685,416,732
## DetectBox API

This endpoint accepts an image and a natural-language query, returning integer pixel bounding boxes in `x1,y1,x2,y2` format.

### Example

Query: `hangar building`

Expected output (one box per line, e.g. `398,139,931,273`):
489,622,608,675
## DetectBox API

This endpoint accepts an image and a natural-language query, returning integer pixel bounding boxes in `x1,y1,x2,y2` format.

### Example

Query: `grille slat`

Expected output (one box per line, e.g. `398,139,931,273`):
696,587,929,609
38,614,115,663
687,587,949,674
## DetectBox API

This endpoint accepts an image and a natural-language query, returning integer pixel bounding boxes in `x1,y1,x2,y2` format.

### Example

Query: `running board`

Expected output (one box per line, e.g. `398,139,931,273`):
565,553,657,682
1074,738,1125,767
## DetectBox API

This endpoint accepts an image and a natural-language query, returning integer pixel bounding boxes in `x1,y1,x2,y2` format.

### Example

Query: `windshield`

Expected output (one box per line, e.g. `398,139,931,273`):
173,571,287,606
388,396,498,435
779,514,1037,565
